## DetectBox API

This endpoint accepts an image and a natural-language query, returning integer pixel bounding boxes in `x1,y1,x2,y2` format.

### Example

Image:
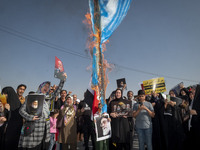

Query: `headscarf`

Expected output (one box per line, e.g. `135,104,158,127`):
115,89,123,100
36,81,51,118
2,86,21,111
36,81,51,95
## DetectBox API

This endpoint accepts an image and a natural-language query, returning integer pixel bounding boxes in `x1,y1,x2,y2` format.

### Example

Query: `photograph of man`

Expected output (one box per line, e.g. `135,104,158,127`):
26,94,44,117
54,56,65,80
116,78,127,91
100,117,111,136
29,100,38,115
94,114,111,141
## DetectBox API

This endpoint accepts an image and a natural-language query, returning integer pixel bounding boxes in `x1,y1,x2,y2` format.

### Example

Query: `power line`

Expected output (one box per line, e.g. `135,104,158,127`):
0,25,199,83
115,64,199,83
0,25,90,60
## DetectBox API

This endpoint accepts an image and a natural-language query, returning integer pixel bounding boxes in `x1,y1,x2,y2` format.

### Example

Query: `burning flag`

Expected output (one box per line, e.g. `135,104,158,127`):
89,0,132,43
87,0,132,113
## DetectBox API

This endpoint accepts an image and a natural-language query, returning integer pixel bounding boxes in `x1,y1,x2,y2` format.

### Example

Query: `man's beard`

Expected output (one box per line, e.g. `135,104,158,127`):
32,105,38,109
102,124,110,136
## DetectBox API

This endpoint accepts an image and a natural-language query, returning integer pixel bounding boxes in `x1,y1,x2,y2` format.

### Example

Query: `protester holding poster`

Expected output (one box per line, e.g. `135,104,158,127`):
18,70,67,150
108,89,131,150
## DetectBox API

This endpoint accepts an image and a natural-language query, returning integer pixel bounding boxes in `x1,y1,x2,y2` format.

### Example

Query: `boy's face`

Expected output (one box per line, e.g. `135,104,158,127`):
138,94,145,101
17,86,26,96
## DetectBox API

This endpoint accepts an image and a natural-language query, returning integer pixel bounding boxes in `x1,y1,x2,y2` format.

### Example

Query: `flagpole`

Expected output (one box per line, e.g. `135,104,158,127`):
93,0,106,113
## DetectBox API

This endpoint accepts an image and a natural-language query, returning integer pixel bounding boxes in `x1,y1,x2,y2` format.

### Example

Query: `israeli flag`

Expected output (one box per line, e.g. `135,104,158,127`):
89,0,132,43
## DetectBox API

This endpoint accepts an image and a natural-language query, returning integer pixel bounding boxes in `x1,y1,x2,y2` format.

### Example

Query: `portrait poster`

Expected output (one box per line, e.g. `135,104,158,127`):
54,56,65,80
111,100,132,117
116,78,127,90
143,77,166,95
26,94,45,117
94,114,111,141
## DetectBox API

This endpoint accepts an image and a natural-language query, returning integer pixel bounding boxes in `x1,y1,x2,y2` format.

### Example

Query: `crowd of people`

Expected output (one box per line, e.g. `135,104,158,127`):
0,75,200,150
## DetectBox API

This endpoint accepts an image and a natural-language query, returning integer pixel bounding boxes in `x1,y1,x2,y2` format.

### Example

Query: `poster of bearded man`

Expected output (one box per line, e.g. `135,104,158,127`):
26,94,45,117
94,113,111,141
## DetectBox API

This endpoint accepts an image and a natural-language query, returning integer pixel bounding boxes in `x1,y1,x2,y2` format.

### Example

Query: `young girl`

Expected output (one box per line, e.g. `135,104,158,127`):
49,109,59,150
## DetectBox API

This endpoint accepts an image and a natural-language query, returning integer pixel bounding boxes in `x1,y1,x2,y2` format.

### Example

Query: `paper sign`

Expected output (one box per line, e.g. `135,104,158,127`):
143,77,166,95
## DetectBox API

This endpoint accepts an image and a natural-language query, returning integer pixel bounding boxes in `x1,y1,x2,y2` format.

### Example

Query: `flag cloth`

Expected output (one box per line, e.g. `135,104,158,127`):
92,90,99,115
89,0,132,43
54,56,65,80
84,89,94,109
88,0,132,114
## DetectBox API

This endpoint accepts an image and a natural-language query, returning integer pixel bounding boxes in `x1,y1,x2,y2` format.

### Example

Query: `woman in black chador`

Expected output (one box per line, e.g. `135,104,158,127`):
108,89,131,150
1,87,23,150
150,93,167,150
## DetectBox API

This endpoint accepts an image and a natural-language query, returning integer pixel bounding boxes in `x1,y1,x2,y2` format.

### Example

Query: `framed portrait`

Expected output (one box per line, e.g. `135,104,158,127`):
94,114,111,141
116,78,126,89
26,94,45,117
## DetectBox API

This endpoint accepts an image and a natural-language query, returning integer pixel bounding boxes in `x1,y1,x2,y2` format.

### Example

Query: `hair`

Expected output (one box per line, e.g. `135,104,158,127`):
50,109,59,116
138,90,145,96
53,109,59,114
127,90,133,95
28,91,35,94
17,84,27,90
60,90,67,95
169,90,175,94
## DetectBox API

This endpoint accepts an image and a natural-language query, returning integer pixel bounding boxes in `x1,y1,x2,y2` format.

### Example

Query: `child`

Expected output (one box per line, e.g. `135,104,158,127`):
49,109,59,150
133,90,155,150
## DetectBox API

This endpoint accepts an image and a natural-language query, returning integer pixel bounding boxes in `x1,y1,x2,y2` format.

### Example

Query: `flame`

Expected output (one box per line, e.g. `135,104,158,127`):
83,12,113,99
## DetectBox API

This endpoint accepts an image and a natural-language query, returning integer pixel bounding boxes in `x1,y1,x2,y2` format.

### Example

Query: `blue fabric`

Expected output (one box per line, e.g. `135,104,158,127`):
89,0,132,43
136,127,153,150
89,0,131,113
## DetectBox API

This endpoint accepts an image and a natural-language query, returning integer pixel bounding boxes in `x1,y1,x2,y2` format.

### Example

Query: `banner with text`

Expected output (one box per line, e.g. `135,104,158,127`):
143,77,166,95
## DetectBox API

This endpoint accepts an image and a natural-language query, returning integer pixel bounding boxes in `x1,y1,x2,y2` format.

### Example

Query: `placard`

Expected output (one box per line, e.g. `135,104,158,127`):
26,94,45,117
143,77,166,95
94,114,111,141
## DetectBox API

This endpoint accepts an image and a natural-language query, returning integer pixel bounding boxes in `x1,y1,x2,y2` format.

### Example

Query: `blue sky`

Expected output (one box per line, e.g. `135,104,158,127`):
0,0,199,99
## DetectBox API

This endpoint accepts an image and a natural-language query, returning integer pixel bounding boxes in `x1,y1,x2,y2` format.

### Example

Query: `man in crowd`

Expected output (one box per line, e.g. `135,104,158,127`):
54,90,67,109
16,84,27,104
